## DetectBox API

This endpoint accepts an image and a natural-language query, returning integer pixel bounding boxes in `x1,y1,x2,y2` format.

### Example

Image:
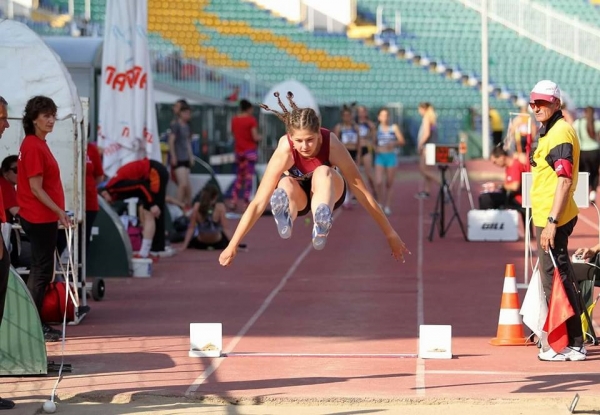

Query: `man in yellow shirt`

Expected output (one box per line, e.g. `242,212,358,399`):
529,80,584,362
489,107,504,147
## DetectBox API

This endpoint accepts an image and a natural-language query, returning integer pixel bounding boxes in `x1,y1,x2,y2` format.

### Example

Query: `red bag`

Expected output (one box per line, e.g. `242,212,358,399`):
41,282,75,324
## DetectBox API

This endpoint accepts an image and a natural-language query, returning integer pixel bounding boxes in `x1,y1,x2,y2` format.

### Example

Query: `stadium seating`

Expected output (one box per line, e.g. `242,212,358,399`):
27,0,516,144
192,0,514,138
357,0,600,107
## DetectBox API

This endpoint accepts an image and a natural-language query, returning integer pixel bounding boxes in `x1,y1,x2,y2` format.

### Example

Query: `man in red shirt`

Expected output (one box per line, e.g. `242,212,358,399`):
479,146,527,210
0,95,15,409
100,158,168,260
229,99,261,210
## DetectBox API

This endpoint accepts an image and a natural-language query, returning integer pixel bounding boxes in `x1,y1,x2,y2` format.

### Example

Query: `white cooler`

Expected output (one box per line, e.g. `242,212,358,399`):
467,209,519,242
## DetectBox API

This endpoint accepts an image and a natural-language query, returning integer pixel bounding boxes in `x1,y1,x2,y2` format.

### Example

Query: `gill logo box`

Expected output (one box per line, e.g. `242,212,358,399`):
467,210,519,241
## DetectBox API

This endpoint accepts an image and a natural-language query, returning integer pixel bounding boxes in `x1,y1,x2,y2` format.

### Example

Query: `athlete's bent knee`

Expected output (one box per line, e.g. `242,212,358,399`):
312,165,333,179
277,176,295,191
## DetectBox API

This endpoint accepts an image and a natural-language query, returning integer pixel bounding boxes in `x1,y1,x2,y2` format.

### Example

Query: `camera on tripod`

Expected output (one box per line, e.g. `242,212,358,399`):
424,143,459,167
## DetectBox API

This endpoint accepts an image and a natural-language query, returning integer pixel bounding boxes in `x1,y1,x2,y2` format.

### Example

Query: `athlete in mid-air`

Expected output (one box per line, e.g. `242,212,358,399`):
218,92,409,267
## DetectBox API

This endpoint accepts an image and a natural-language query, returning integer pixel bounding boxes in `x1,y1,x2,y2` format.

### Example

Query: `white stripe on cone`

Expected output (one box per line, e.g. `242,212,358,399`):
502,276,518,294
498,308,524,325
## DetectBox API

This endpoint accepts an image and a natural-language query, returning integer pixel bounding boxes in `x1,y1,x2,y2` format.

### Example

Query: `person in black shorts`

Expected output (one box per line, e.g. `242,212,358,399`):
168,101,194,207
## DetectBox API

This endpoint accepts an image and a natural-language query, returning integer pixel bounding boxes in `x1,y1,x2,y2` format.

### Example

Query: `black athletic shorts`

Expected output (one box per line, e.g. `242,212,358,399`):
295,177,346,217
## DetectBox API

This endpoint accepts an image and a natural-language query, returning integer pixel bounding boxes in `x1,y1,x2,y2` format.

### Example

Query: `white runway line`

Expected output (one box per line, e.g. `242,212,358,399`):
415,198,426,397
186,211,341,396
428,369,600,376
427,370,526,376
225,352,418,358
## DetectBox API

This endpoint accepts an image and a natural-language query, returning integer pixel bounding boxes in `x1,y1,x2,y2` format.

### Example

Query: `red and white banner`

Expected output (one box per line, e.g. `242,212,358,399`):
97,0,161,177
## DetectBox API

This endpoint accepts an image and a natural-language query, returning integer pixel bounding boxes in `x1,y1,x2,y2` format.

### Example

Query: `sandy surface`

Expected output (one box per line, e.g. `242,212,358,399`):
8,394,597,415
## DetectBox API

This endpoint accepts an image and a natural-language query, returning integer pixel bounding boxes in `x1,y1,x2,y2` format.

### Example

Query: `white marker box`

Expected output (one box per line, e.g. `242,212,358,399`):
189,323,223,358
419,325,452,359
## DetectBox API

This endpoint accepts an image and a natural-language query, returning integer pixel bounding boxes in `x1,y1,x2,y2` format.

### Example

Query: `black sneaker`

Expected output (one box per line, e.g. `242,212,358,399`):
42,323,62,342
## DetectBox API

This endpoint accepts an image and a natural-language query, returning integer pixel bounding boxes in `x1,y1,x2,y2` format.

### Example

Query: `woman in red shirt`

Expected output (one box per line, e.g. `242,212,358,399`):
219,92,409,267
17,96,69,342
229,99,261,211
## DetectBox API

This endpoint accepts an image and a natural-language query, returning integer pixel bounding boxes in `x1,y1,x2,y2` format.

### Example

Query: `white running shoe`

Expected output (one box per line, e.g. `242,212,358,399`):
538,345,586,362
312,204,333,250
270,188,293,239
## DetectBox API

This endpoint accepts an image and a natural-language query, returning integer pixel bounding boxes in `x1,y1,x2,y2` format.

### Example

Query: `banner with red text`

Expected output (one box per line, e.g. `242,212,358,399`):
97,0,161,177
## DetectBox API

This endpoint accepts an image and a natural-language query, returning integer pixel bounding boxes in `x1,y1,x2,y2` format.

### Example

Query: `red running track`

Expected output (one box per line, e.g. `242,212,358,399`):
1,160,599,405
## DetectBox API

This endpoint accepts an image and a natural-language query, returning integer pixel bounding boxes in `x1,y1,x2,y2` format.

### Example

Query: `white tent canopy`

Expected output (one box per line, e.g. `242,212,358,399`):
0,19,85,218
0,19,83,121
261,79,320,116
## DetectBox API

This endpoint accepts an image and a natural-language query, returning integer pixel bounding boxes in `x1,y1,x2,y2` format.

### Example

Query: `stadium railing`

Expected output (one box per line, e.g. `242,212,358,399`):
459,0,600,71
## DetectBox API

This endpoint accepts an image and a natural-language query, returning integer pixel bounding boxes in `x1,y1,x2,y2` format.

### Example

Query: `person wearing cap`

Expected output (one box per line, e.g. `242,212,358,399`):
529,80,585,362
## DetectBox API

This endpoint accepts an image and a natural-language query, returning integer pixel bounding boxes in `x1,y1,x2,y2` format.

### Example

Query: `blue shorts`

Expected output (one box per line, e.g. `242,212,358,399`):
375,152,397,168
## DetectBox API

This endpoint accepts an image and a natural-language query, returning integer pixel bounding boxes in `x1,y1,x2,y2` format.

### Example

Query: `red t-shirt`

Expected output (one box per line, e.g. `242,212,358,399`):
17,135,65,223
86,143,104,212
506,159,527,205
0,176,17,219
105,159,155,207
106,158,150,185
232,115,258,154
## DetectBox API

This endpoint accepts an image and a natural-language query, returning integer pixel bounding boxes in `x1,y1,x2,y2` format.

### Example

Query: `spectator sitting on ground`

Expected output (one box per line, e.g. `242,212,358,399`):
180,184,245,251
479,146,527,210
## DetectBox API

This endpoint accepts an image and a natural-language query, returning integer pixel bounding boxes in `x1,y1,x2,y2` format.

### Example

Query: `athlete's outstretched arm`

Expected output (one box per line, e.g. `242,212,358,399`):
219,137,292,266
329,133,409,261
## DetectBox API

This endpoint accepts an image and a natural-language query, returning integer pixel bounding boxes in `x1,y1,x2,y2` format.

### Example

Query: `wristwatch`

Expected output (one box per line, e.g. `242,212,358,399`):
548,216,559,224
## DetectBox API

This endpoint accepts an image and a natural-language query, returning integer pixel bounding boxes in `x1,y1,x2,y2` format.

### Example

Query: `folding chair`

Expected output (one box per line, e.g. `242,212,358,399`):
572,256,599,345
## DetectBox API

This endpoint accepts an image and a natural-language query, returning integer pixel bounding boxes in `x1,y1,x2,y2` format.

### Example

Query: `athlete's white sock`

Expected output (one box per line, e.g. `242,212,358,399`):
139,238,152,257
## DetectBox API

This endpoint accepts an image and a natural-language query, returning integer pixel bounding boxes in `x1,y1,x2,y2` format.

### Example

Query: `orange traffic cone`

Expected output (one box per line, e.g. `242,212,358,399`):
490,264,530,346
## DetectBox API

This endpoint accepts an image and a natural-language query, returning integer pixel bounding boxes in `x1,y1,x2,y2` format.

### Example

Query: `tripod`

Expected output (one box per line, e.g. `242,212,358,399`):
428,165,468,242
450,152,475,211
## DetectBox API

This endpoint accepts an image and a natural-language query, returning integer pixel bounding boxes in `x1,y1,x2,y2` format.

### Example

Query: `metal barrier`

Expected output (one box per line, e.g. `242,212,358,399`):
149,48,272,104
458,0,600,71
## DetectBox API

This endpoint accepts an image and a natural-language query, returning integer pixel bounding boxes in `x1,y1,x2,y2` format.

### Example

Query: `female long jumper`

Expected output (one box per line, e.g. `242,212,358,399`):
219,92,409,266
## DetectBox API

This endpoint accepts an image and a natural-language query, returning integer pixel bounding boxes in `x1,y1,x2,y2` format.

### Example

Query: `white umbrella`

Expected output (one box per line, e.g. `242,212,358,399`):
261,79,320,116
